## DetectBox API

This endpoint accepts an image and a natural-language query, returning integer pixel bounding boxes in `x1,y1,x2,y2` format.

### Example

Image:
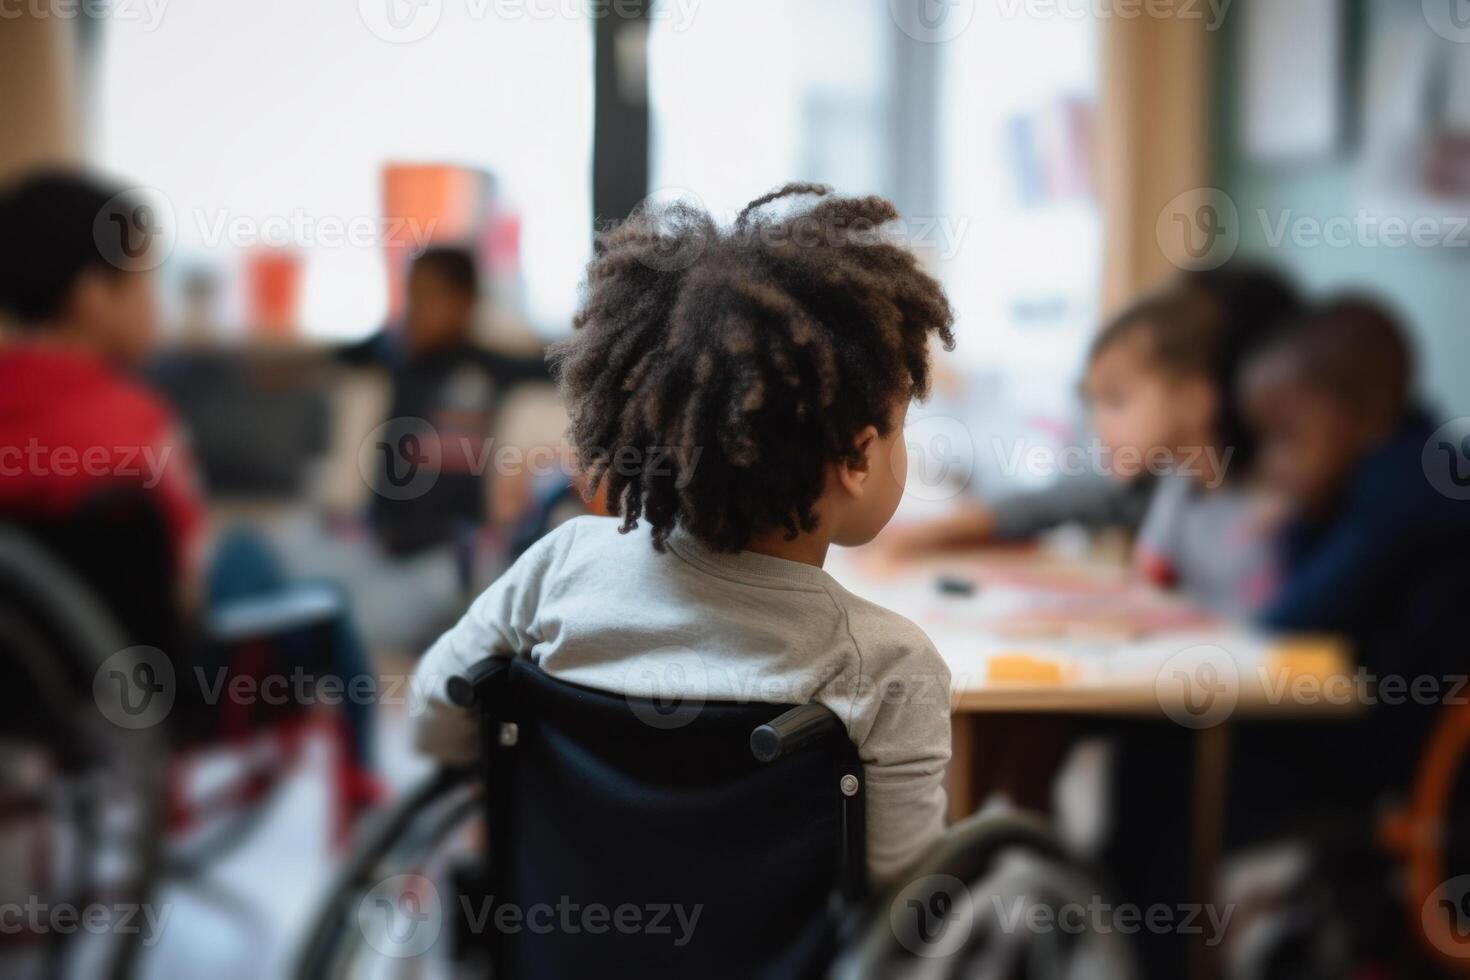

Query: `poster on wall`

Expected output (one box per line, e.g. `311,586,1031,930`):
1239,0,1346,162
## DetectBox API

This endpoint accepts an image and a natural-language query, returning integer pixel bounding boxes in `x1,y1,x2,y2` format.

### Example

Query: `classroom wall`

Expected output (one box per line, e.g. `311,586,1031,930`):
1217,0,1470,419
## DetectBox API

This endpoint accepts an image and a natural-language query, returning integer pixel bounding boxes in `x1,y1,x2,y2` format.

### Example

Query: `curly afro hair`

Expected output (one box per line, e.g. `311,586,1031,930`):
552,182,956,552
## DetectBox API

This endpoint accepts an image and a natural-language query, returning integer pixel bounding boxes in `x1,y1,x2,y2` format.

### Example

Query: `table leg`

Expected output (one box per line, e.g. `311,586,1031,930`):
947,712,979,824
1189,723,1231,980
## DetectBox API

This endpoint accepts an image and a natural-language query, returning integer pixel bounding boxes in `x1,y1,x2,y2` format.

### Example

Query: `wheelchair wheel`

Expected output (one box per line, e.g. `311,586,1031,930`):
838,810,1135,980
292,770,482,980
0,530,168,980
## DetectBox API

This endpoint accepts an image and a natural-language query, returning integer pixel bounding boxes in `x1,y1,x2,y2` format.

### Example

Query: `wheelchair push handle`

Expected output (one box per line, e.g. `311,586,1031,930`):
447,657,508,708
448,658,843,763
750,703,844,763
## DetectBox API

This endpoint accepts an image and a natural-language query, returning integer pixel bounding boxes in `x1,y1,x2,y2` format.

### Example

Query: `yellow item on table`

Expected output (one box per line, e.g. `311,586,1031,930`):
987,653,1072,685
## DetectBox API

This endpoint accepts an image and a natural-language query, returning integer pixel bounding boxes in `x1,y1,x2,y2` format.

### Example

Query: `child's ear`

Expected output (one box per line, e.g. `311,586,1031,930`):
836,425,880,497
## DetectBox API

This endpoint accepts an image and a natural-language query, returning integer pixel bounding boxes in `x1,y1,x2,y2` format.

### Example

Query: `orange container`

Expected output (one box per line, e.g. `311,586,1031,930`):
245,248,301,338
381,164,490,320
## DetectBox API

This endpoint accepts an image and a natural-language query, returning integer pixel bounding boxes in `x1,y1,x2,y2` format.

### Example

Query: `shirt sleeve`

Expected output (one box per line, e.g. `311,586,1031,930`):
843,635,952,886
989,473,1153,540
411,519,574,763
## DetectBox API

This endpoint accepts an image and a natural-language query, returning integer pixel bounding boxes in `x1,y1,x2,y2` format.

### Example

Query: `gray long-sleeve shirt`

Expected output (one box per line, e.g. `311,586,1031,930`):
412,515,952,884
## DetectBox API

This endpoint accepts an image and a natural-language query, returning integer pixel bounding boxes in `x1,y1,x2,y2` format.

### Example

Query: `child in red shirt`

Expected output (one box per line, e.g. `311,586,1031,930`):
0,172,202,572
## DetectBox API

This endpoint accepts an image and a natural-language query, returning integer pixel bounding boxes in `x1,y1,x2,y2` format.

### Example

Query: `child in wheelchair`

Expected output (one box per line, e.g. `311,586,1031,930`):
413,184,959,886
0,170,380,815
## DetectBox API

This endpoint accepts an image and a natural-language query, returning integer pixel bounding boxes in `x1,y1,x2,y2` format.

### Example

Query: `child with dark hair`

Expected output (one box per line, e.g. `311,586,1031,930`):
1216,298,1470,865
0,170,201,568
1084,265,1303,617
0,170,380,794
414,184,958,882
875,264,1301,616
1244,296,1469,693
366,245,550,555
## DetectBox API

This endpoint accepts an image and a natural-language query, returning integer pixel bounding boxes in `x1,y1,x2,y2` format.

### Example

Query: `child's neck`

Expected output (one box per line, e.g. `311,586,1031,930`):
743,528,831,569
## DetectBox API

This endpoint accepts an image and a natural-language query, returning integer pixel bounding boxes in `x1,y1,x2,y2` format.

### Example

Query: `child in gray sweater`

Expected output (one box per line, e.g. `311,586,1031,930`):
413,183,959,884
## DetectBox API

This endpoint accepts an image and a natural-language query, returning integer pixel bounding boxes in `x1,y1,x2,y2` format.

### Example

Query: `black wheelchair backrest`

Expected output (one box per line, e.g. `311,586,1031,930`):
0,488,180,656
457,655,867,980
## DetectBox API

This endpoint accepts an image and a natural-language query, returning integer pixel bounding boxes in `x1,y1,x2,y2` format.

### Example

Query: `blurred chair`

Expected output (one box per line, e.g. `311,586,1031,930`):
0,527,166,980
0,490,372,877
1385,700,1470,974
147,347,331,500
1223,701,1470,979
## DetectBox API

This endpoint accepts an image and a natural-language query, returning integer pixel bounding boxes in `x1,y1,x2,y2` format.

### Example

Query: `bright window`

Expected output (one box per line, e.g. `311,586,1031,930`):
96,1,593,341
648,0,890,216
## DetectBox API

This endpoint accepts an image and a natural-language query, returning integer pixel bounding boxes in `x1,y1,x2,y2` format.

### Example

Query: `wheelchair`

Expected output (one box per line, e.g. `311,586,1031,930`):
295,655,1135,979
0,492,373,980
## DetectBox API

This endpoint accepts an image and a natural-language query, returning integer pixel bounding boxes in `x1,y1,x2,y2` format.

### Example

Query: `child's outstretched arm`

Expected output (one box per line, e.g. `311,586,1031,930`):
411,520,577,764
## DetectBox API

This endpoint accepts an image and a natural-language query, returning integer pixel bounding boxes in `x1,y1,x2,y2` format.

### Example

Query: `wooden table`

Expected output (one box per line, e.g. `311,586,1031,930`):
826,544,1356,979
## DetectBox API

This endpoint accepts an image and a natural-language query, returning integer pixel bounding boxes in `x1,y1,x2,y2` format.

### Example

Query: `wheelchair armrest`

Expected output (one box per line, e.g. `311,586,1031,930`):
750,702,845,762
447,657,510,708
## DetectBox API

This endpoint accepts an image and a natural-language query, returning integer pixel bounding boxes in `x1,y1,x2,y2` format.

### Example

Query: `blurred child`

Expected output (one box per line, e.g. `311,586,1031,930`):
0,172,202,570
1245,298,1465,656
1236,298,1470,811
413,184,956,884
0,171,378,786
1082,268,1301,979
1083,266,1302,618
367,246,549,556
876,265,1301,621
